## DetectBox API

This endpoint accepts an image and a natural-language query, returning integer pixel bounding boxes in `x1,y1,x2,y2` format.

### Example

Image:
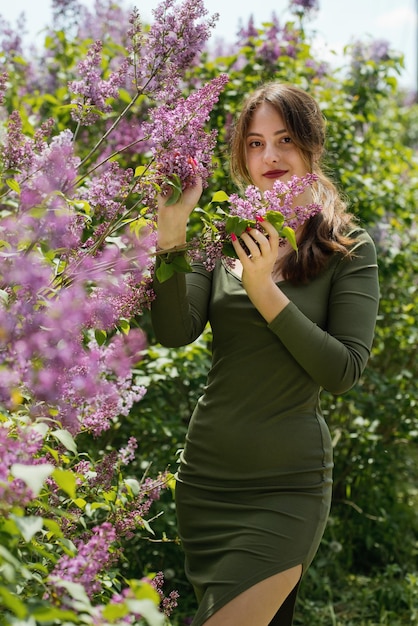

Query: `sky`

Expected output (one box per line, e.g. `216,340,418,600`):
3,0,417,90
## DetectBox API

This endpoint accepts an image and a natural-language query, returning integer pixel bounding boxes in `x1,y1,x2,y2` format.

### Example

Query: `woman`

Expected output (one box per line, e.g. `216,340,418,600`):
150,82,379,626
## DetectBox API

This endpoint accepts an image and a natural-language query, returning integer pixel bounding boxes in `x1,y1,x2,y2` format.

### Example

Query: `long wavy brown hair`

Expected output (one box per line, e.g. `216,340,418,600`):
230,82,357,283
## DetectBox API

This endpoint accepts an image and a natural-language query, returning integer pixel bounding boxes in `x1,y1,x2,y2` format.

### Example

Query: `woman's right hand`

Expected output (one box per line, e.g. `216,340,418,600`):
156,177,203,250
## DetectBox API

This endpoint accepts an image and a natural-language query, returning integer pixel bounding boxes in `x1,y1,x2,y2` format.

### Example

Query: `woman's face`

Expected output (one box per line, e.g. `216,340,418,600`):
245,102,309,192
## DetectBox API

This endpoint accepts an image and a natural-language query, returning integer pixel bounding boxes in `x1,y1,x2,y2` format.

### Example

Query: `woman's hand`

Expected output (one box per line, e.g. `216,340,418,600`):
231,219,290,322
232,219,278,282
157,177,203,251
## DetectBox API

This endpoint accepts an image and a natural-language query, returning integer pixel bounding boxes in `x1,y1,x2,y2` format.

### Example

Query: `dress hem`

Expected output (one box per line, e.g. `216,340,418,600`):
191,557,307,626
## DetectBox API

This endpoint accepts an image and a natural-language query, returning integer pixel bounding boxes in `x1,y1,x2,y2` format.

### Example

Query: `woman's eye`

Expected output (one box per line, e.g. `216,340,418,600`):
281,136,292,144
248,140,262,148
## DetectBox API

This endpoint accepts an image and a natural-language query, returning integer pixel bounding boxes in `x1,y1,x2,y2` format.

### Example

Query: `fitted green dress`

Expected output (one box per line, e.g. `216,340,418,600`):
151,229,379,626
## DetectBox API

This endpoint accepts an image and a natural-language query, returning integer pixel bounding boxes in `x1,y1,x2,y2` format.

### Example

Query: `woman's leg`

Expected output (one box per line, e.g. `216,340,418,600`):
202,564,302,626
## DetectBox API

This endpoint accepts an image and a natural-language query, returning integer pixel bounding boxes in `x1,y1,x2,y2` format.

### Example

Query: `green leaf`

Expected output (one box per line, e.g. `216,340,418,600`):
46,579,91,607
0,289,9,304
125,599,165,626
124,478,141,496
164,185,182,206
119,318,130,335
6,178,20,194
211,190,229,203
32,605,80,622
222,241,238,259
225,215,248,236
52,429,78,454
281,226,297,250
265,210,285,230
11,463,54,496
102,602,129,620
95,328,107,346
43,518,63,538
134,165,147,177
142,518,155,536
72,497,87,509
156,261,175,283
71,199,91,214
11,514,44,542
52,468,77,499
0,586,27,618
171,255,192,273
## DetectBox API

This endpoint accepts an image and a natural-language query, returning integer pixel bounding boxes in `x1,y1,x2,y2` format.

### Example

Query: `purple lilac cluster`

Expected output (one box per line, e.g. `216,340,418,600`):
230,174,320,229
101,569,178,622
69,40,130,126
136,0,219,102
140,73,229,205
228,174,321,227
48,521,118,599
0,234,152,435
149,571,180,617
187,174,321,272
82,161,134,222
350,38,391,71
0,71,8,105
111,472,171,539
117,436,138,466
290,0,319,13
0,1,228,437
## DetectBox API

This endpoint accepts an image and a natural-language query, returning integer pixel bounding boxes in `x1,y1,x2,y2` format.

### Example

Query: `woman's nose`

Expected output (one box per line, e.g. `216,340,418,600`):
263,144,279,164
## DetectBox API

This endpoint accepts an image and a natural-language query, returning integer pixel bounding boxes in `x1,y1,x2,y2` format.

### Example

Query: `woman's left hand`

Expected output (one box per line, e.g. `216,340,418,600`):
232,219,279,284
230,219,290,322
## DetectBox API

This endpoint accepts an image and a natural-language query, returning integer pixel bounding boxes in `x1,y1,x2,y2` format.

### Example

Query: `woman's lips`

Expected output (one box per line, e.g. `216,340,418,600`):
263,169,288,179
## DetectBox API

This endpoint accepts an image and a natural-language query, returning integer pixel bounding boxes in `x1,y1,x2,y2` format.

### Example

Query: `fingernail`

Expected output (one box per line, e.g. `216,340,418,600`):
255,215,264,222
231,233,237,241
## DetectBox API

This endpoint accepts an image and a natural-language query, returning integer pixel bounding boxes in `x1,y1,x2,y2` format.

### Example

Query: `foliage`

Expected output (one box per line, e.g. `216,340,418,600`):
0,0,417,624
0,0,224,622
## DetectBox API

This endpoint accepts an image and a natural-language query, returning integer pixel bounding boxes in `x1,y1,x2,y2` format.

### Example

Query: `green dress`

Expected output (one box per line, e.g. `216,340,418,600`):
151,229,379,626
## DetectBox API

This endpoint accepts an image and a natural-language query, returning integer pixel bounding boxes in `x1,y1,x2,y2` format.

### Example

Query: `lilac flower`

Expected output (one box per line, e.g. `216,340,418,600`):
118,436,138,466
49,521,118,599
140,73,229,205
134,0,219,101
74,0,131,48
0,223,152,434
149,571,179,617
236,14,259,43
290,0,319,14
0,13,26,58
370,39,391,62
257,17,282,65
184,174,321,273
227,174,320,227
351,38,391,71
1,110,36,171
83,162,133,221
0,71,8,104
69,40,129,126
111,471,171,538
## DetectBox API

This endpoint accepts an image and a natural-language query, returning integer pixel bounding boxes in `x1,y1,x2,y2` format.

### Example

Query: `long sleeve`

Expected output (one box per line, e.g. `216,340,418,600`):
151,258,212,347
268,231,379,395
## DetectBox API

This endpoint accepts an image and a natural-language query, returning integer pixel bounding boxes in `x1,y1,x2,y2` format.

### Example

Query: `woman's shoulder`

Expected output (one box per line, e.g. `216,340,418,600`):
345,226,377,258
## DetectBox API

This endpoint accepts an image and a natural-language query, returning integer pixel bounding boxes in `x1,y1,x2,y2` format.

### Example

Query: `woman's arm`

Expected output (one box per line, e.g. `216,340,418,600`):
232,222,379,395
151,260,212,347
151,177,212,347
268,232,379,394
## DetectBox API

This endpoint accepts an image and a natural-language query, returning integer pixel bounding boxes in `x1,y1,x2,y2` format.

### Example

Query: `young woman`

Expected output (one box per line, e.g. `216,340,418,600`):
150,82,379,626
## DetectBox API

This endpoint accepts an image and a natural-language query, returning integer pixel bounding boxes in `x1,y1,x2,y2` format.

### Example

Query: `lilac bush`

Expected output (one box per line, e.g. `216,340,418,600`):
0,0,227,622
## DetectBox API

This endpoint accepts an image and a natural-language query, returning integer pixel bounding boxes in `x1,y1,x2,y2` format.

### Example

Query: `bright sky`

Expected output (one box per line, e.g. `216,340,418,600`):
4,0,417,90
